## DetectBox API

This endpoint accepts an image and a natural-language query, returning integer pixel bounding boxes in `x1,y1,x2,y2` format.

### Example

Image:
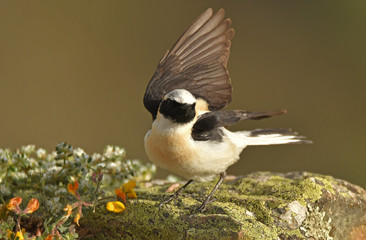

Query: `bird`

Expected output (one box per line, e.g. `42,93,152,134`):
143,8,311,214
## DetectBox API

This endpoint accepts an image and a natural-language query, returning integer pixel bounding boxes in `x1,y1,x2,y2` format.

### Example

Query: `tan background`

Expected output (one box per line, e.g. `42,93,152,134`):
0,1,365,186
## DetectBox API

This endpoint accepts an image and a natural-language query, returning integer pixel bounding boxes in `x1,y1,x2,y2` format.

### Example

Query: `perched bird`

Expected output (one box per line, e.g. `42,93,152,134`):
143,8,310,213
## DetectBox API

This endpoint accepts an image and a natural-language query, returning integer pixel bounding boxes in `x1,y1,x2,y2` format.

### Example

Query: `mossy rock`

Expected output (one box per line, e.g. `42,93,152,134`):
78,172,366,240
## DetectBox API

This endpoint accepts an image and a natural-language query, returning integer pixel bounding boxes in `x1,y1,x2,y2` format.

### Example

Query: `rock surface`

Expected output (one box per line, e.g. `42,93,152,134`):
78,172,366,240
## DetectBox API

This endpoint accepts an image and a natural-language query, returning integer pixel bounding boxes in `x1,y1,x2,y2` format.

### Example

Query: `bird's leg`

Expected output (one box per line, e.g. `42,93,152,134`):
159,179,193,209
191,172,226,215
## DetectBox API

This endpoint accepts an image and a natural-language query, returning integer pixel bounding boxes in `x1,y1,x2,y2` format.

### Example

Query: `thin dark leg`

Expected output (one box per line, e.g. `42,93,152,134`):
159,179,193,209
191,172,226,216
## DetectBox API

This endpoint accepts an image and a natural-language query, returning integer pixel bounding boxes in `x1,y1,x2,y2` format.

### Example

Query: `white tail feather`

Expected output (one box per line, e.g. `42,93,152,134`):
231,128,311,148
245,134,306,145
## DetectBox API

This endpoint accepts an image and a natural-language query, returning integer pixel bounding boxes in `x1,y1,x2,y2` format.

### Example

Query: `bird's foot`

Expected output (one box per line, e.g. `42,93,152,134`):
188,197,216,218
159,179,194,209
159,192,180,209
195,201,208,214
188,204,206,219
188,172,226,219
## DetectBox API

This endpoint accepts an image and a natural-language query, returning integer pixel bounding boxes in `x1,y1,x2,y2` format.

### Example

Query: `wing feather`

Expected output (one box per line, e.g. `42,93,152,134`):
192,110,287,141
143,8,234,119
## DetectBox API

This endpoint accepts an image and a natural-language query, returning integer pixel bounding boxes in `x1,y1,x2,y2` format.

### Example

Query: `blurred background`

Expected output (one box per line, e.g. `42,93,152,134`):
0,1,365,187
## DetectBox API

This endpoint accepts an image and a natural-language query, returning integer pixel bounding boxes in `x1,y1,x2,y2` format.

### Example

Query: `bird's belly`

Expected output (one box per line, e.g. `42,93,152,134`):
144,129,195,173
144,128,241,182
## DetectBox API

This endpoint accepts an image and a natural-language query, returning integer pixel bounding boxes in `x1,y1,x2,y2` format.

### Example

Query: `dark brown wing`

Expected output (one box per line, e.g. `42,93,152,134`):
192,110,286,141
143,8,234,119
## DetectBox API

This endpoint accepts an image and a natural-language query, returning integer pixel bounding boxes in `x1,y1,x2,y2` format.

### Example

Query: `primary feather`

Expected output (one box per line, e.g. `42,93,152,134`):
143,8,234,120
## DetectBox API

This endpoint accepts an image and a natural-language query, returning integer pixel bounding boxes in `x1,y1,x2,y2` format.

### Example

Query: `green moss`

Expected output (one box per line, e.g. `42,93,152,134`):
234,173,335,207
79,172,342,239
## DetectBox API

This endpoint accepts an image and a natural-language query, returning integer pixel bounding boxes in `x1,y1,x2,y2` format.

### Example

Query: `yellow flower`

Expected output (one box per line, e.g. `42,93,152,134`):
63,204,73,216
24,198,39,214
114,180,137,201
45,235,54,240
14,231,24,240
6,230,24,240
123,180,137,199
6,197,22,212
74,213,81,226
67,181,79,195
106,201,125,213
6,229,12,239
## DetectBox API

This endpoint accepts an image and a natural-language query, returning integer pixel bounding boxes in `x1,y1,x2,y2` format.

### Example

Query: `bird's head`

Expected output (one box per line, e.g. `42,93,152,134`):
158,89,196,124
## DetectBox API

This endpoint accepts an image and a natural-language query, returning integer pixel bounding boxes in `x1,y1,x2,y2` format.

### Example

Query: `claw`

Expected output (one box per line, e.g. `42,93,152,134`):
159,179,193,209
188,172,226,218
159,193,179,209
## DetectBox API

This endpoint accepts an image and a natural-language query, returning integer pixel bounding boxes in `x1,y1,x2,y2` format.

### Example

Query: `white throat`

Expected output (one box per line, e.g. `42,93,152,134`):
154,113,195,135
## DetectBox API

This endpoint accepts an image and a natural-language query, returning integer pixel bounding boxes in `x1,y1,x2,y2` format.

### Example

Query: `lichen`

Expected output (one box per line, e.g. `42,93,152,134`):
280,201,307,229
300,204,333,240
78,172,365,240
233,173,332,207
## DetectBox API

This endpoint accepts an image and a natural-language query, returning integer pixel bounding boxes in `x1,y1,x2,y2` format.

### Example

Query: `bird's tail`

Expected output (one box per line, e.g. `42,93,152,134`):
239,128,312,146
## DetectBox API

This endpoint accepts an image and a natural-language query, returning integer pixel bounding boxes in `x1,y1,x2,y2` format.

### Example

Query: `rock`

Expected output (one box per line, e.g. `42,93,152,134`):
280,200,307,229
78,172,366,240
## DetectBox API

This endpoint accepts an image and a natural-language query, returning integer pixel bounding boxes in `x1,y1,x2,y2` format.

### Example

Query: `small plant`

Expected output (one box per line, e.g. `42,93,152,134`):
0,143,156,239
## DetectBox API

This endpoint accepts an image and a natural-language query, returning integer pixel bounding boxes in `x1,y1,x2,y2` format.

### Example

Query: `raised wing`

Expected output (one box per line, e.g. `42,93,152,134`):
192,110,286,141
143,8,234,120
